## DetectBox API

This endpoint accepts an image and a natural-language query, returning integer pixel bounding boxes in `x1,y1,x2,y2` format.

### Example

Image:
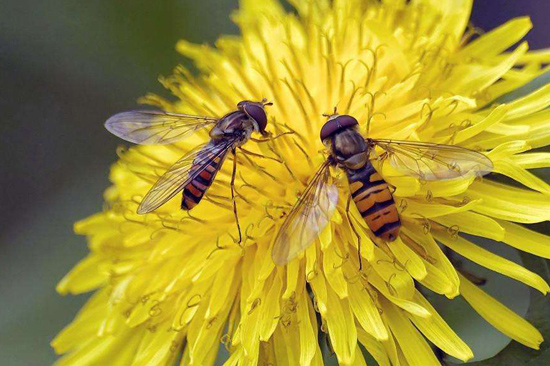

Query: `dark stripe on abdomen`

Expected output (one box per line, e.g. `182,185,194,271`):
347,161,400,242
181,157,220,210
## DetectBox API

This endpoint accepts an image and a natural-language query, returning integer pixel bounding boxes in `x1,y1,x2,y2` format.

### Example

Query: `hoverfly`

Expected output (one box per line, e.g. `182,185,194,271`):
271,112,493,265
105,99,277,244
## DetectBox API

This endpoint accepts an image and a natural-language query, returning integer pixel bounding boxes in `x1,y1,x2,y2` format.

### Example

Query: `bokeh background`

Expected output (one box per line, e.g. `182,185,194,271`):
1,1,550,365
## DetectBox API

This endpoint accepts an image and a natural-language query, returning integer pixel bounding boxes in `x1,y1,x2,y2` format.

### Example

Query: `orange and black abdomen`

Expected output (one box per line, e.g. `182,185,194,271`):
181,156,223,210
348,162,400,241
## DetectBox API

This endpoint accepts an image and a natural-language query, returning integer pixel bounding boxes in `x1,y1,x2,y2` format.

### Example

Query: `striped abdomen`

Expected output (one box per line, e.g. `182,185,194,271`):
181,155,224,210
348,162,400,241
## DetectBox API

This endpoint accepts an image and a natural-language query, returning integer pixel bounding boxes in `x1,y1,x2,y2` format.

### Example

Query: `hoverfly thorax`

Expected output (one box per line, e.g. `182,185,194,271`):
320,114,369,170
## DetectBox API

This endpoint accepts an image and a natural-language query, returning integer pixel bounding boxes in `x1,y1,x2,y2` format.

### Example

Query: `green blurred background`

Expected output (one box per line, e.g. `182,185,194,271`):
1,1,550,365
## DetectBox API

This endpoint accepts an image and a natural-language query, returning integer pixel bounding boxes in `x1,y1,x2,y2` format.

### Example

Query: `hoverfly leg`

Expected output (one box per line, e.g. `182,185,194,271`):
238,147,282,163
231,149,243,248
250,131,294,143
346,195,363,271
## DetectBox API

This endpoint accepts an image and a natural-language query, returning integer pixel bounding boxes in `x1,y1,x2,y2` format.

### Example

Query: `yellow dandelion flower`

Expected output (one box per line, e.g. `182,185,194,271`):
53,0,550,365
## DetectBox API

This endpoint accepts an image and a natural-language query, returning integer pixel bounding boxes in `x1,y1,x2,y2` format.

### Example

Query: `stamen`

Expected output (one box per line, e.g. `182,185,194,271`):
248,298,262,315
220,334,232,351
148,300,163,317
386,273,397,296
280,78,314,136
344,80,364,114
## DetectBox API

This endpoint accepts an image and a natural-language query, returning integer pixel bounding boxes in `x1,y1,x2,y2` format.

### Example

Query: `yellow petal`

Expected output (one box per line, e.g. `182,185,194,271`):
309,273,328,316
322,241,349,299
514,48,550,65
494,159,550,194
487,140,530,160
345,266,388,341
134,326,184,366
468,111,550,150
370,246,416,300
467,180,550,223
401,225,460,298
52,290,109,354
73,213,113,235
56,255,108,295
205,259,239,319
454,17,532,59
459,273,543,349
259,273,283,341
369,272,431,318
240,303,262,365
283,257,301,299
484,64,544,103
485,122,530,136
388,237,427,280
512,152,550,169
325,285,357,365
417,260,454,296
381,298,440,366
409,291,474,361
54,328,145,366
443,42,528,96
188,292,229,366
297,290,317,366
453,104,509,144
418,176,474,199
400,197,481,219
505,83,550,119
433,210,505,241
498,220,550,259
349,345,367,366
222,347,242,366
433,230,550,294
273,323,300,366
356,328,391,366
363,21,411,79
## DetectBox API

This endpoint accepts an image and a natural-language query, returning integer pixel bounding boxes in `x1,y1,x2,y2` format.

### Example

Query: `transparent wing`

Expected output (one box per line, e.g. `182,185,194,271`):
272,160,339,266
137,138,235,214
370,139,493,181
105,110,218,145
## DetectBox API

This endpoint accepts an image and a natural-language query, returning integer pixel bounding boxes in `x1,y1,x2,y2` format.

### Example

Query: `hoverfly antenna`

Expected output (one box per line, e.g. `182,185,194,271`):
261,98,274,107
322,106,338,119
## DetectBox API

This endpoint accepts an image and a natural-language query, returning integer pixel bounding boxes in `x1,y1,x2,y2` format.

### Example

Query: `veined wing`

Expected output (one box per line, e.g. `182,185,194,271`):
105,110,218,145
272,160,339,266
137,138,236,214
369,138,493,181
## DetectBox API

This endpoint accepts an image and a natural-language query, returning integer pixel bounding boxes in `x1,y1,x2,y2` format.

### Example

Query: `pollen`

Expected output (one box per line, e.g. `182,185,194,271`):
53,1,550,366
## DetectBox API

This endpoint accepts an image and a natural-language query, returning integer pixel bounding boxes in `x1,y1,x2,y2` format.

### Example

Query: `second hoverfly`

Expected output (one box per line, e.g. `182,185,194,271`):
272,112,493,266
106,99,275,244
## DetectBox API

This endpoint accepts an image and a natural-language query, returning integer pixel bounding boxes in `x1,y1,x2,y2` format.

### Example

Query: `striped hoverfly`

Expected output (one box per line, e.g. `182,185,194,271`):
105,99,280,244
271,111,493,266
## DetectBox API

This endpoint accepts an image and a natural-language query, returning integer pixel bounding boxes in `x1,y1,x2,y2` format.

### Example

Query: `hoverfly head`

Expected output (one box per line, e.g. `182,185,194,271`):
238,100,272,136
319,114,358,142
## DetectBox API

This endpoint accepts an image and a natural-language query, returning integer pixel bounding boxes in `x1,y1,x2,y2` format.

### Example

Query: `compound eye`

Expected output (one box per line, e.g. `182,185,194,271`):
243,103,268,132
319,115,358,141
